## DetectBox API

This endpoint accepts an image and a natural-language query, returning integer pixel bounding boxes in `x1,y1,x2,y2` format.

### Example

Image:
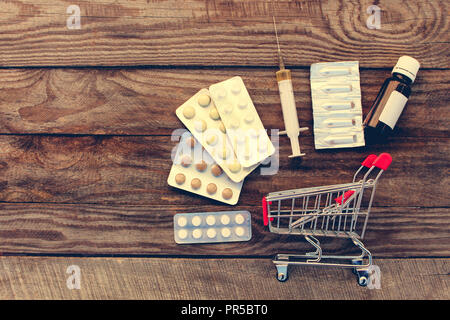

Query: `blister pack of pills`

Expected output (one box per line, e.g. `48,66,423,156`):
167,132,243,205
174,210,252,244
310,61,365,149
209,77,275,167
176,88,258,183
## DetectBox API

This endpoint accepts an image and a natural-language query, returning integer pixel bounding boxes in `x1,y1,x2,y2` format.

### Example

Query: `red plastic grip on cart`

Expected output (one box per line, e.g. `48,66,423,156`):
335,190,355,205
361,154,378,168
262,197,269,226
372,153,392,170
262,197,273,226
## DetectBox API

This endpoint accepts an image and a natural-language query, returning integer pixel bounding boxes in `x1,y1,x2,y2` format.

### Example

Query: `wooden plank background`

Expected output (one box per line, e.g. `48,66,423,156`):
1,257,448,299
0,0,448,299
0,0,448,68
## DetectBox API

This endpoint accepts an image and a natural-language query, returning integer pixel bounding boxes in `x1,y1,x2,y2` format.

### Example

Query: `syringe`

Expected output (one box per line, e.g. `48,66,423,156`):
273,16,308,158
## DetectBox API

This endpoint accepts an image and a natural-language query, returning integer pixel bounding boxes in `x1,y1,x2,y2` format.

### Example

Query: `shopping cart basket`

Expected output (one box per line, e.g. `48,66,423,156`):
262,153,392,286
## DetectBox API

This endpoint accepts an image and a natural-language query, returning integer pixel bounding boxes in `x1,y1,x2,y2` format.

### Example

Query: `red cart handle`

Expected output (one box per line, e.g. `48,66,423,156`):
335,190,355,205
373,153,392,170
361,154,378,168
262,197,273,226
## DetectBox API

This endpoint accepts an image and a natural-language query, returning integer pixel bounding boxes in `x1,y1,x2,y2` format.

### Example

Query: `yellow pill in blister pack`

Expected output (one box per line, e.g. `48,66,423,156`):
197,94,211,107
235,226,245,237
209,107,220,120
183,106,195,119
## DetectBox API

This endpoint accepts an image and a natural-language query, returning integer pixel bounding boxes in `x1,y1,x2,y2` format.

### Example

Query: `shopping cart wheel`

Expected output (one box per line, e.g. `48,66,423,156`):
356,270,369,287
276,272,289,282
351,259,363,275
275,264,289,282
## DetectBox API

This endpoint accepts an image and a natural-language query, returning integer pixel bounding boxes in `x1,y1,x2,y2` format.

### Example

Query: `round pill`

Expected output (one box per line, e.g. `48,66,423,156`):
192,215,202,226
224,104,233,114
235,226,245,237
244,114,254,124
197,94,211,107
178,229,188,239
211,164,223,177
238,99,248,109
220,215,230,225
206,215,216,226
191,178,202,190
207,228,217,238
221,227,231,238
194,120,207,132
236,134,246,144
250,129,260,138
228,161,241,173
219,123,226,133
206,134,218,146
222,188,233,200
235,214,245,224
209,107,220,120
182,106,195,119
206,183,217,195
195,160,207,172
181,155,192,167
230,119,240,128
216,87,227,100
175,173,186,185
177,216,188,227
192,229,202,239
186,136,196,148
231,84,241,94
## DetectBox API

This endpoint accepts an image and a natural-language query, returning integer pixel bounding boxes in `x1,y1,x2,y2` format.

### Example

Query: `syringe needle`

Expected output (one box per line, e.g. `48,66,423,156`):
272,16,285,70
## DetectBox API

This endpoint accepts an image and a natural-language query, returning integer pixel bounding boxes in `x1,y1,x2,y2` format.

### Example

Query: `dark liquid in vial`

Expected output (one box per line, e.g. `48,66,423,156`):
363,73,412,143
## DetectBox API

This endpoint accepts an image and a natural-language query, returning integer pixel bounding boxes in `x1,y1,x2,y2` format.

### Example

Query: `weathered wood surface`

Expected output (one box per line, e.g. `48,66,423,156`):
0,135,447,207
0,68,447,136
0,0,447,68
0,257,448,299
0,204,448,256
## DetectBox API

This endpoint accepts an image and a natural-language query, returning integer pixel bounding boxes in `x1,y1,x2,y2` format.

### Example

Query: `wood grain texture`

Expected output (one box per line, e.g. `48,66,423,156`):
0,0,447,68
0,68,448,136
0,257,448,299
0,135,447,207
0,204,448,256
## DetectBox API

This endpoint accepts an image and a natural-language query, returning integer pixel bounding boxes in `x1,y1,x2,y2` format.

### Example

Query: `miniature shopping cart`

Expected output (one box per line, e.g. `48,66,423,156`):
262,153,392,286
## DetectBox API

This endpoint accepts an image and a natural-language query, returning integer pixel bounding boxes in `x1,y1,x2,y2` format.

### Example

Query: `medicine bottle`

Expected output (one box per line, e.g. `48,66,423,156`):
363,56,420,142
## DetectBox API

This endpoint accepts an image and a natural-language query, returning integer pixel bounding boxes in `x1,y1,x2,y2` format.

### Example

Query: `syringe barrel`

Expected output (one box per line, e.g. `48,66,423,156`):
276,70,300,138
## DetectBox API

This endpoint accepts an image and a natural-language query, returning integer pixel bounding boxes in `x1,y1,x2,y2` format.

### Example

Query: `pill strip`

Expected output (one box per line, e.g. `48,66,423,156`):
174,210,251,244
167,132,243,205
209,76,275,168
310,61,365,150
176,88,258,183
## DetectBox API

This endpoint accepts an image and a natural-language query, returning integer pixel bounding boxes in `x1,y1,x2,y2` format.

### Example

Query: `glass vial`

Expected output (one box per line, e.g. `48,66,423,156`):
363,56,420,143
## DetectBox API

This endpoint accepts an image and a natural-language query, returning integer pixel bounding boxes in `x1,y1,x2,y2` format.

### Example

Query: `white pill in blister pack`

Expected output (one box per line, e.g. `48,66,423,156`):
310,80,361,98
310,61,360,80
310,61,365,149
314,129,365,149
209,77,275,168
311,97,362,114
167,132,243,205
174,210,252,244
313,113,362,129
176,88,258,183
